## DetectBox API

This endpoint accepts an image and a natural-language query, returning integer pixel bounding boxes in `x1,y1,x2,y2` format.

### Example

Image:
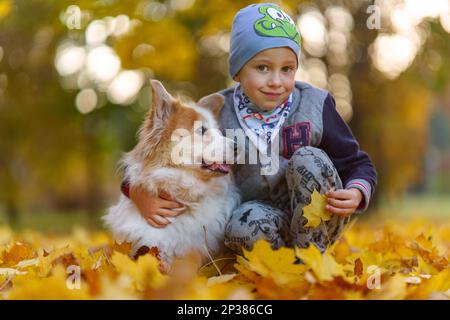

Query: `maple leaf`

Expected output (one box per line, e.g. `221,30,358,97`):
133,245,161,260
302,189,331,228
198,254,237,278
410,234,449,271
1,242,37,267
354,258,363,277
38,247,74,277
330,238,352,264
407,269,450,299
111,241,132,255
51,252,79,268
206,274,236,287
238,240,307,286
6,266,91,300
0,217,449,300
110,251,167,291
295,244,344,282
366,273,407,300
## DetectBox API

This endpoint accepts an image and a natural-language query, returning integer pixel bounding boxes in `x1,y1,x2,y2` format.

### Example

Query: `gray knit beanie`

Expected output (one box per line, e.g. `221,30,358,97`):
228,3,301,77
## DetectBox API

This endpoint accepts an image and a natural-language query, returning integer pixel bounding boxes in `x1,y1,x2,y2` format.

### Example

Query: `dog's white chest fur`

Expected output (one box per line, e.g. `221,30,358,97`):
103,168,240,264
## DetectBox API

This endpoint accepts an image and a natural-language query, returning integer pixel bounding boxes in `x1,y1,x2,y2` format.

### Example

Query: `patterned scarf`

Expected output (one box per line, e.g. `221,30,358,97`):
233,85,292,154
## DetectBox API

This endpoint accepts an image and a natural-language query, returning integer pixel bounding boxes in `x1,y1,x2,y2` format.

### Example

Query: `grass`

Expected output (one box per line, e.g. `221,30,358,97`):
1,194,449,233
0,210,106,234
374,194,450,219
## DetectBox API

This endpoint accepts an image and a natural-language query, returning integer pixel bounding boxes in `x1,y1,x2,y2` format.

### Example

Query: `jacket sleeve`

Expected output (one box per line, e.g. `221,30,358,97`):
318,93,377,213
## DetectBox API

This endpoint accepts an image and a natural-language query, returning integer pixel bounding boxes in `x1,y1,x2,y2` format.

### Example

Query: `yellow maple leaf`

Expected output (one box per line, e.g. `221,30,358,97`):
94,274,141,300
302,189,331,228
407,269,450,299
410,233,449,271
110,251,167,291
295,244,344,282
1,242,37,267
0,217,448,300
366,273,407,300
330,238,352,264
38,247,74,277
7,266,90,300
238,240,307,285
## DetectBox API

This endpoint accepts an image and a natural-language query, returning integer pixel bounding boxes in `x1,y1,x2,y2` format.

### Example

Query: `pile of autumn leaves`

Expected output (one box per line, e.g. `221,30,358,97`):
0,215,449,300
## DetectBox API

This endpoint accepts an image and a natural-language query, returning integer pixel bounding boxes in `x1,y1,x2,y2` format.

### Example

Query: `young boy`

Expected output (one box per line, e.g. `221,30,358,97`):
122,3,377,254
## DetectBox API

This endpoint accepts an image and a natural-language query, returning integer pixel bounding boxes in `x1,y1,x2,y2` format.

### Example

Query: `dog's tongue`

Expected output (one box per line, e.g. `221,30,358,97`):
208,162,231,173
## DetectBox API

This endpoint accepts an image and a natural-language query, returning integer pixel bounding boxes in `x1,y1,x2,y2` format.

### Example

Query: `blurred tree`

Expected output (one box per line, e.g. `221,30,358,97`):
1,0,450,222
0,0,128,224
346,2,449,200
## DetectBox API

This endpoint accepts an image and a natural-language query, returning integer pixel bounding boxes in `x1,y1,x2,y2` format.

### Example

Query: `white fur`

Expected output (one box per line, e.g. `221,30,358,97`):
103,170,240,264
103,100,240,265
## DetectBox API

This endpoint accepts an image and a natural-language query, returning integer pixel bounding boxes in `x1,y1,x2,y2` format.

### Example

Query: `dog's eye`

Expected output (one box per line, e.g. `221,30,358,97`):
201,126,207,135
196,126,207,135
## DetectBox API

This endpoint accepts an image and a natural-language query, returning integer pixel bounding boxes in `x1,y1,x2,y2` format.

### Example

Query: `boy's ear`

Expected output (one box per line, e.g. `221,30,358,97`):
150,80,176,122
197,93,225,119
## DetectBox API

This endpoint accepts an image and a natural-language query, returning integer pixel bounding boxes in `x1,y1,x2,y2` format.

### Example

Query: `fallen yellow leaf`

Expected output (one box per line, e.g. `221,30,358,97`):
303,189,331,228
111,251,167,291
238,240,307,285
295,244,344,282
0,217,448,300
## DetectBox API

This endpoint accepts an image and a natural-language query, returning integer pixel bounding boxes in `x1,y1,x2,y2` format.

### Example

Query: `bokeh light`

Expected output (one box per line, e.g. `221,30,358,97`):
371,0,450,79
76,88,98,114
55,45,86,77
297,9,328,58
107,70,145,105
86,45,121,84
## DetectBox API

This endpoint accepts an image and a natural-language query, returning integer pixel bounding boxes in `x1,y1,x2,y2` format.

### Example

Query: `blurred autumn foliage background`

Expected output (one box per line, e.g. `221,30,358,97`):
1,0,450,230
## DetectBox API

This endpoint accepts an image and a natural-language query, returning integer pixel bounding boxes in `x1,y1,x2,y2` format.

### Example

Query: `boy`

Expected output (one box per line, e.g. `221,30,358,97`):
122,3,377,253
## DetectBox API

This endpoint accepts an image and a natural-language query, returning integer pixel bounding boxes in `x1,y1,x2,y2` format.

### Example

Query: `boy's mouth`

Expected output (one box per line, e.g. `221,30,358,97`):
261,91,283,98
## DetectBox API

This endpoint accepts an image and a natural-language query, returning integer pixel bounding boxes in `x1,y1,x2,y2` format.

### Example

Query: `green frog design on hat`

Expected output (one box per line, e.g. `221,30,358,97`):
254,4,300,46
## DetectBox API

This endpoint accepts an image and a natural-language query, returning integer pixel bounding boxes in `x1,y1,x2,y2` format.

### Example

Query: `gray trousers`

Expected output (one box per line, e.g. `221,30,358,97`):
224,146,351,254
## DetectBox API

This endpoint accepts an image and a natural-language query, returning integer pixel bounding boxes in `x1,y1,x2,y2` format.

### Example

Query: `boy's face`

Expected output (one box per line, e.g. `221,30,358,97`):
233,47,297,111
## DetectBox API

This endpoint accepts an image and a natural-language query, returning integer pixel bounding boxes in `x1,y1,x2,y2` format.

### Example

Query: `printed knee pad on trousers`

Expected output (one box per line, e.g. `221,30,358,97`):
286,146,350,252
224,200,291,254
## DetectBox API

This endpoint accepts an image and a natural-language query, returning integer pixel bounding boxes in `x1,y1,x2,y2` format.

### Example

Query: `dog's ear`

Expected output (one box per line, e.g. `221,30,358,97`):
197,93,225,119
150,80,176,122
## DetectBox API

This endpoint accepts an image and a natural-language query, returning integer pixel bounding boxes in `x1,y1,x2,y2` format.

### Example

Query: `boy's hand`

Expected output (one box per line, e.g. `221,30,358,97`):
129,186,185,228
325,188,363,217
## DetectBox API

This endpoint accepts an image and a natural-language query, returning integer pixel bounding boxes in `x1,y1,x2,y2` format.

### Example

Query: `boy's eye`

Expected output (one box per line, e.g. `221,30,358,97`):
257,65,269,72
282,66,295,72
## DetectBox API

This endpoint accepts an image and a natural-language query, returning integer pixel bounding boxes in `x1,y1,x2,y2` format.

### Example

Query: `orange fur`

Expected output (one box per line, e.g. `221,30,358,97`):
103,80,240,265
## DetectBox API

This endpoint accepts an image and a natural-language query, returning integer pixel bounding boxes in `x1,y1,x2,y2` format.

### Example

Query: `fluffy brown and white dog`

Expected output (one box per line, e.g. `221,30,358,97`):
103,80,240,268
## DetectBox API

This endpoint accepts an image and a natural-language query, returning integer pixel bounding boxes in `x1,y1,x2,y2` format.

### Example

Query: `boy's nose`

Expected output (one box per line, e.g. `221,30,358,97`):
268,72,282,87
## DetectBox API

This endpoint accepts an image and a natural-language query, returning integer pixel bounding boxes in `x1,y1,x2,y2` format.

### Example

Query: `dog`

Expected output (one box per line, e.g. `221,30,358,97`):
103,80,240,270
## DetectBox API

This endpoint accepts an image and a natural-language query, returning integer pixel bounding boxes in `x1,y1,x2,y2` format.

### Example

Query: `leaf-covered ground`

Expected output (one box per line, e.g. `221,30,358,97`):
0,217,449,300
